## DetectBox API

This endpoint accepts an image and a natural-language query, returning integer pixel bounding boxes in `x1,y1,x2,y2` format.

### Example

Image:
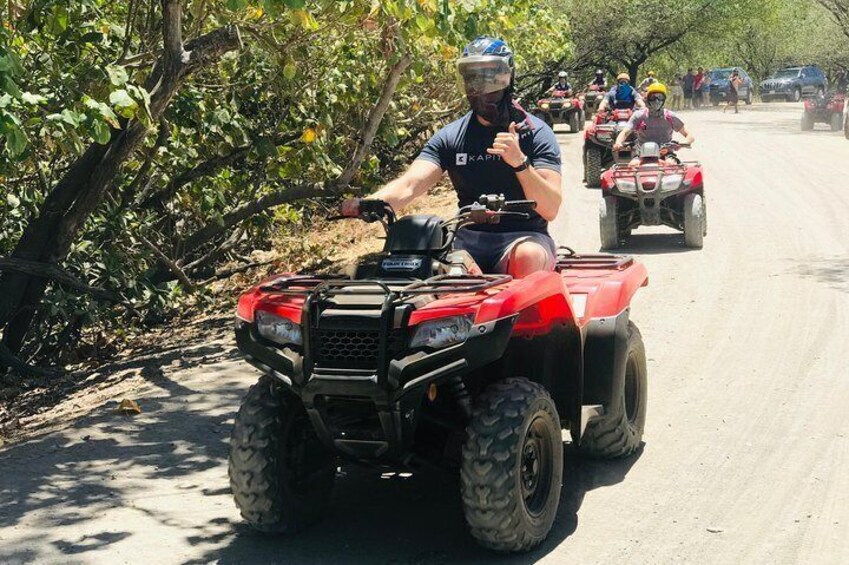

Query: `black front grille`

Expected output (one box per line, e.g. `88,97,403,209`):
313,329,406,370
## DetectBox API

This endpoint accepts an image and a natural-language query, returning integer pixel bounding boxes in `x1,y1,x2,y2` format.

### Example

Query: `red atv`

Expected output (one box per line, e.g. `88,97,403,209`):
532,89,584,133
584,108,634,188
229,195,649,552
581,84,605,120
599,142,706,249
801,91,845,131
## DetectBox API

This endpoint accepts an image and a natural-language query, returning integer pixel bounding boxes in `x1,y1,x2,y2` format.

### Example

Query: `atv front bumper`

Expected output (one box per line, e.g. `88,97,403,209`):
607,184,699,227
235,316,515,462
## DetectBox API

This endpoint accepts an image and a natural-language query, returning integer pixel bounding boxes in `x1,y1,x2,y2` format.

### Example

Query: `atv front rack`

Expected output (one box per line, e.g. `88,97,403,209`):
260,273,512,300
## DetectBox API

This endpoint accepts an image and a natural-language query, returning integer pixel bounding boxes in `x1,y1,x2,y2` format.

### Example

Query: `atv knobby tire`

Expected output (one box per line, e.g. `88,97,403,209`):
599,196,620,249
831,112,843,132
801,113,814,131
581,322,647,458
461,378,563,553
585,147,603,188
569,111,581,133
229,375,336,533
683,193,706,248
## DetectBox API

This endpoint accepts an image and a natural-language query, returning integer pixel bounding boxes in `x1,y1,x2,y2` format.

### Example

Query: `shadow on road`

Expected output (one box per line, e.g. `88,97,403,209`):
1,356,643,564
184,446,643,565
604,232,700,255
792,255,849,294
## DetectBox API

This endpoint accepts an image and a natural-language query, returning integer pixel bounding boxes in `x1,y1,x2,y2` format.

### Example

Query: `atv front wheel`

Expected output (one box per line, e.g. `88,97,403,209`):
569,111,581,133
461,378,563,553
683,193,706,249
585,147,603,188
229,375,336,533
581,322,647,458
599,196,620,249
831,112,843,132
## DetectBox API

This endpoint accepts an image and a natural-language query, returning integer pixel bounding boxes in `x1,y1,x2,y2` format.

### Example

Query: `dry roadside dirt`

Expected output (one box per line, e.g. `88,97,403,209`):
1,103,848,564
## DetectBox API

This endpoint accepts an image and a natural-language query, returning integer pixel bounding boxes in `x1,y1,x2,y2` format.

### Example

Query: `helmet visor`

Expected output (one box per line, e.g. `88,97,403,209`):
457,55,512,95
647,93,666,112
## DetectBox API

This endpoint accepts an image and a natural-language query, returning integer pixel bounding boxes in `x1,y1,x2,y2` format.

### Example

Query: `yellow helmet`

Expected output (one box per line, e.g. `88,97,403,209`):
648,71,656,77
616,72,630,82
646,82,668,97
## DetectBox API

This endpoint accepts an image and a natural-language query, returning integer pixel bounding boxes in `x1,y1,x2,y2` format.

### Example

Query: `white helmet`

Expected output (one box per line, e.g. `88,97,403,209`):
558,71,568,79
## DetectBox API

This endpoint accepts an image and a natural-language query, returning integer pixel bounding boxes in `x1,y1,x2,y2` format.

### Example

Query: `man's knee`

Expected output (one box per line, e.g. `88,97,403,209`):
507,242,550,278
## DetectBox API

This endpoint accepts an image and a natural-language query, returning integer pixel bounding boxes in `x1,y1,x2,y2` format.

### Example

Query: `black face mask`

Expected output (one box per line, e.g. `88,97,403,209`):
467,88,511,128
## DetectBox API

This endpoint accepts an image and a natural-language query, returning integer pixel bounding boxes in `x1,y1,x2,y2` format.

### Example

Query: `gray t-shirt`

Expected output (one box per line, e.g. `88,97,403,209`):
417,111,561,234
626,109,685,145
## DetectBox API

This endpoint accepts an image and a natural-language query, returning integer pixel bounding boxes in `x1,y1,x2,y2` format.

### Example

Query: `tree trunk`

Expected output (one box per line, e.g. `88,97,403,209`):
0,0,242,358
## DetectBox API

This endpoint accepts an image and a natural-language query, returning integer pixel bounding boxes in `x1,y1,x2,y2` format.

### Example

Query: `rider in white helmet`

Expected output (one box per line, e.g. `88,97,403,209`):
546,71,572,95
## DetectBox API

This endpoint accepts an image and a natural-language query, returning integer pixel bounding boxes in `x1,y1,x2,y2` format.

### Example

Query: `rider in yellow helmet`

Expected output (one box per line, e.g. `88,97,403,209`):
613,82,695,164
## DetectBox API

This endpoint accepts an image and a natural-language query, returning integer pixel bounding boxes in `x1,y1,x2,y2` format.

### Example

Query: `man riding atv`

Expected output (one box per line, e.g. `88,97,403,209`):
597,72,646,113
547,70,573,95
342,36,562,279
637,71,658,94
613,82,695,165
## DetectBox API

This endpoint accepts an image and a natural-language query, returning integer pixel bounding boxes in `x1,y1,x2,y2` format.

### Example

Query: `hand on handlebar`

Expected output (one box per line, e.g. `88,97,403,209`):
340,197,361,218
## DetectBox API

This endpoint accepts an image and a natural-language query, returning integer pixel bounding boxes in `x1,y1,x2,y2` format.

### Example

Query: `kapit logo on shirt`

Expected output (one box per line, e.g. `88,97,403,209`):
456,153,501,166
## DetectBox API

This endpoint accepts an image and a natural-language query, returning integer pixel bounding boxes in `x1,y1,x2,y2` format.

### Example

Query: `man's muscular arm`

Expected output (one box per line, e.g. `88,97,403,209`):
341,160,442,216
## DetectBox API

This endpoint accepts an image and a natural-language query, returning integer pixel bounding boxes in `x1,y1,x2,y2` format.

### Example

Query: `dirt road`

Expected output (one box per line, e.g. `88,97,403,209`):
2,104,849,564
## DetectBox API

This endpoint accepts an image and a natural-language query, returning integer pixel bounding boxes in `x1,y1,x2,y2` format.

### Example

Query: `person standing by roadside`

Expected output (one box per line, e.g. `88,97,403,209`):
670,76,684,110
692,67,705,109
701,71,712,107
683,68,695,109
723,68,743,114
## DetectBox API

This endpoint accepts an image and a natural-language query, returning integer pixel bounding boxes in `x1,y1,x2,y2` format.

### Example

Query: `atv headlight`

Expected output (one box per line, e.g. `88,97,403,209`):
614,178,637,193
540,102,550,110
410,315,474,350
660,174,684,192
256,310,302,346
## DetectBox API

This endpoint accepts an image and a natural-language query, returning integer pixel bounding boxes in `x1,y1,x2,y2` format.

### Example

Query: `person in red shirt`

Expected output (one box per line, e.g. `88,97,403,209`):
692,67,705,109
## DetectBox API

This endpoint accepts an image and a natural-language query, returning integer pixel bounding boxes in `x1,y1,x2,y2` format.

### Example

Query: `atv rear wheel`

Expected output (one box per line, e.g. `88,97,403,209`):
585,147,603,188
461,378,563,552
801,113,814,131
599,196,620,249
845,114,849,140
229,375,336,533
745,90,753,105
831,112,843,132
683,193,706,249
581,322,647,458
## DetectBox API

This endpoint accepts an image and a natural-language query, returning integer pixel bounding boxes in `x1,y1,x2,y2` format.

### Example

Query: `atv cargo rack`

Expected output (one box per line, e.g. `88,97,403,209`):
260,273,513,300
555,247,634,270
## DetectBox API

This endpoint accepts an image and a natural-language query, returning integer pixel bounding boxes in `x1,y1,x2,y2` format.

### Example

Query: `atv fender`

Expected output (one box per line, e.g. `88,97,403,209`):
581,309,632,431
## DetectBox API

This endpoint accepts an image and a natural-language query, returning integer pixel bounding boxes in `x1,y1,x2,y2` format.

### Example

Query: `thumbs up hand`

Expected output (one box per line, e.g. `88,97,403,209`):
487,121,526,169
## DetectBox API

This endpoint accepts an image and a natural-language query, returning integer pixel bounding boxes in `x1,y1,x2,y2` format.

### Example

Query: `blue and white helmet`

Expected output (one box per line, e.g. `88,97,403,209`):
457,36,515,95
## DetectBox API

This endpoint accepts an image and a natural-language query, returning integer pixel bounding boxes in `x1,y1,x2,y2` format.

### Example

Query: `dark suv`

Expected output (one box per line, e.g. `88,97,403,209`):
708,67,754,105
760,66,827,102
